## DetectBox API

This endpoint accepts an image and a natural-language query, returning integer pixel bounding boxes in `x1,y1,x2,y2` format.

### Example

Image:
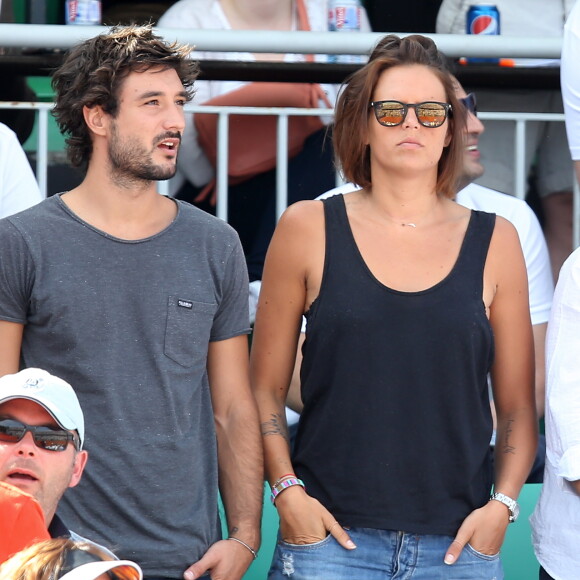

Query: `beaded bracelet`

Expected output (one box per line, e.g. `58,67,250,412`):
270,477,305,504
228,536,258,560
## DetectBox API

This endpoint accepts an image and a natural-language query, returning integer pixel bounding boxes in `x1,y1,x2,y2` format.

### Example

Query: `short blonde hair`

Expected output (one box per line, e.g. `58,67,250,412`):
0,539,117,580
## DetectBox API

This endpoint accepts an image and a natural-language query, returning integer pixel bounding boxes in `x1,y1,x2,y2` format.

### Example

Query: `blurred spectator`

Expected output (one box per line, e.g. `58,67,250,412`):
0,122,42,218
158,0,371,281
0,481,49,563
437,0,575,281
0,538,142,580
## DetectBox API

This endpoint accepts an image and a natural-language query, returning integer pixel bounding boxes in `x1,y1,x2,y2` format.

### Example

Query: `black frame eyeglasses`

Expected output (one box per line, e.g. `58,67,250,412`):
370,100,452,128
0,418,80,452
459,93,477,116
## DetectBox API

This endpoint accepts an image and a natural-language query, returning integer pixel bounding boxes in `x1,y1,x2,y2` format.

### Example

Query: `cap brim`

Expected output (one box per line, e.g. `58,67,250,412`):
58,560,142,580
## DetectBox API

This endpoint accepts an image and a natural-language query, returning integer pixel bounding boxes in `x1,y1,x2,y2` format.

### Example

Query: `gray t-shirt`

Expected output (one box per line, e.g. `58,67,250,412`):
0,195,250,577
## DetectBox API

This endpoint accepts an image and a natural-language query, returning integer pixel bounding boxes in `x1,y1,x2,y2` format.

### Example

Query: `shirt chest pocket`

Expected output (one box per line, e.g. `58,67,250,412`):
164,295,218,367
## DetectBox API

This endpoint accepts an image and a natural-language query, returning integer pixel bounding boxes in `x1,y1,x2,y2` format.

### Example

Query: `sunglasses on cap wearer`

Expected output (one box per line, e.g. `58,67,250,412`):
459,93,477,116
370,100,453,128
0,419,80,452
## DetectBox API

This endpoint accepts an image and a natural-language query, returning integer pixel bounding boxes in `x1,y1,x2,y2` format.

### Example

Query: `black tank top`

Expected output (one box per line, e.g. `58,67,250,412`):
293,194,495,536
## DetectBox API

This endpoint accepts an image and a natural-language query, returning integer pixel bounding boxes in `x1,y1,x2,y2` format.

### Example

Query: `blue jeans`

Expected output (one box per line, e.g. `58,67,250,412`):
268,527,503,579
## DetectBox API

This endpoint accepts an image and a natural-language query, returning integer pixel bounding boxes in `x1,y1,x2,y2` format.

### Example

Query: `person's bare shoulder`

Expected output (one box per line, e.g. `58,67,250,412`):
273,199,325,242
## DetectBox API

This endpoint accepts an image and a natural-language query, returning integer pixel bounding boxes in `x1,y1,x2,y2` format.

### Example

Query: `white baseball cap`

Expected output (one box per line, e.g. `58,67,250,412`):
0,368,85,448
59,559,143,580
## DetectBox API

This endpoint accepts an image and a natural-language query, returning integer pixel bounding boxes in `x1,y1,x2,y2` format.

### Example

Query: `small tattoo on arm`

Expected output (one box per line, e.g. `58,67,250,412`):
261,413,289,442
503,418,516,454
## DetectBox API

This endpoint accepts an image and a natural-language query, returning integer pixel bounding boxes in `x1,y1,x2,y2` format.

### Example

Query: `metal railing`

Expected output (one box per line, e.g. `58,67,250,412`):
1,100,575,245
0,24,563,59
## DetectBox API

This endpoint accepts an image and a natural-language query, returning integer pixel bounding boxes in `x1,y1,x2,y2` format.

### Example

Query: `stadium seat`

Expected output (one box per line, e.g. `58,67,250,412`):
501,483,542,579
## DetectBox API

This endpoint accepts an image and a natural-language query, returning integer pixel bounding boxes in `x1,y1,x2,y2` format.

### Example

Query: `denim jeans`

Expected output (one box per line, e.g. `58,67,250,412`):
268,527,503,580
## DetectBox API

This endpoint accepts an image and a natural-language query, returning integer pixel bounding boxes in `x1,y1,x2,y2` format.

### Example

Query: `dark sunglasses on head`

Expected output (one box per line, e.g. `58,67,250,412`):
0,418,79,452
370,100,452,128
459,93,477,116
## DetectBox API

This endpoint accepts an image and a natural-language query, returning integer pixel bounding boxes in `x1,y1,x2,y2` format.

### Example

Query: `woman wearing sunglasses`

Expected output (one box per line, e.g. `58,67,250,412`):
251,34,538,579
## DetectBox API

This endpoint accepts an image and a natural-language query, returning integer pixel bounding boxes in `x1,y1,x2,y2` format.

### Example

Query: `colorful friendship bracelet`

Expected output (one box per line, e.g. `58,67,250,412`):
228,536,258,560
272,473,296,489
270,476,305,504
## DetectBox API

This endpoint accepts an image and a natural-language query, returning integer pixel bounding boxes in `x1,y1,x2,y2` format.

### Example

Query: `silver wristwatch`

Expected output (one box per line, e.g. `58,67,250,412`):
490,492,520,523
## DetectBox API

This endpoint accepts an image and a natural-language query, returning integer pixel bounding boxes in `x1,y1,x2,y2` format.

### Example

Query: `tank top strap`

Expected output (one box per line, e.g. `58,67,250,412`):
321,193,361,273
455,210,497,291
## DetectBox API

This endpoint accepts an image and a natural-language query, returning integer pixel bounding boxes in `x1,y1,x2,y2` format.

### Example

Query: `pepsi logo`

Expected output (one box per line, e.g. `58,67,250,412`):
470,15,498,35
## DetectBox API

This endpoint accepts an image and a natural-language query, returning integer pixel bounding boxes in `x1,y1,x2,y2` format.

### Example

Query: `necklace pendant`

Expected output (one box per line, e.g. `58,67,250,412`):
402,222,417,228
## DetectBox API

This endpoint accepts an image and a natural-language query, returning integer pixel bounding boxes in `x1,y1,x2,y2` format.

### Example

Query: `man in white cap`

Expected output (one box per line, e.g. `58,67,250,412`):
0,368,88,540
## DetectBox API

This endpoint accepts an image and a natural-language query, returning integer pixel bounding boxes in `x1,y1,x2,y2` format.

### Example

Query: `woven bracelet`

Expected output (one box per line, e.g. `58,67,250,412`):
272,473,296,489
228,536,257,560
270,477,305,504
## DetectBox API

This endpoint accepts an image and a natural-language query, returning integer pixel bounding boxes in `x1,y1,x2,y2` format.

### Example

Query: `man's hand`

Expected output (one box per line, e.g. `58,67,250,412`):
444,500,509,565
183,539,254,580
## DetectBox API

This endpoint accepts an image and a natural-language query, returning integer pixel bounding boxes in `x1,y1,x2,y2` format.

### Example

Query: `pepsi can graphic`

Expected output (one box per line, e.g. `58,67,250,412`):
464,4,500,63
466,4,500,35
65,0,101,25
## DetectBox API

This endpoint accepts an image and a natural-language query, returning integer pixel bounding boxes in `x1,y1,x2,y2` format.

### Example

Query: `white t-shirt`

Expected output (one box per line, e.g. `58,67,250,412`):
158,0,371,190
0,123,42,219
319,182,554,325
531,247,580,579
562,0,580,160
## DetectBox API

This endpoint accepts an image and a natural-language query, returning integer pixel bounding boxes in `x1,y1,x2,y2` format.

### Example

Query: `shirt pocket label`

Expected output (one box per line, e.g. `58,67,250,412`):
164,295,217,367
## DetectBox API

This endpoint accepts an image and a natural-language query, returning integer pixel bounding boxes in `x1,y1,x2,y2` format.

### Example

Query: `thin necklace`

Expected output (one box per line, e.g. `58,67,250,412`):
382,203,439,228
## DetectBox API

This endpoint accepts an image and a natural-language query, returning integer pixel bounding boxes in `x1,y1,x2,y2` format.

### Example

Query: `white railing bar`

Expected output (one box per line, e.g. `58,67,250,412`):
0,24,563,58
477,112,565,122
185,105,335,116
276,114,290,221
216,112,230,221
36,108,49,196
514,119,527,201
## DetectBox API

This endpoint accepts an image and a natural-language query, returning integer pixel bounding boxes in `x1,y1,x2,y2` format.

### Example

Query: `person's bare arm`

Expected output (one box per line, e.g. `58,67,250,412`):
0,320,24,376
184,335,263,580
286,332,306,414
446,218,537,564
251,202,354,550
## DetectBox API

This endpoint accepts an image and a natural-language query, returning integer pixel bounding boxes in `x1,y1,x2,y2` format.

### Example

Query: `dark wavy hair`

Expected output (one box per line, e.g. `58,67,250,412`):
51,25,199,170
333,34,466,198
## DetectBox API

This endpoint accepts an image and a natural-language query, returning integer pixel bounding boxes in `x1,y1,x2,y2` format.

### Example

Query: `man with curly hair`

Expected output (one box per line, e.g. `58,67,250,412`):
0,26,262,580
